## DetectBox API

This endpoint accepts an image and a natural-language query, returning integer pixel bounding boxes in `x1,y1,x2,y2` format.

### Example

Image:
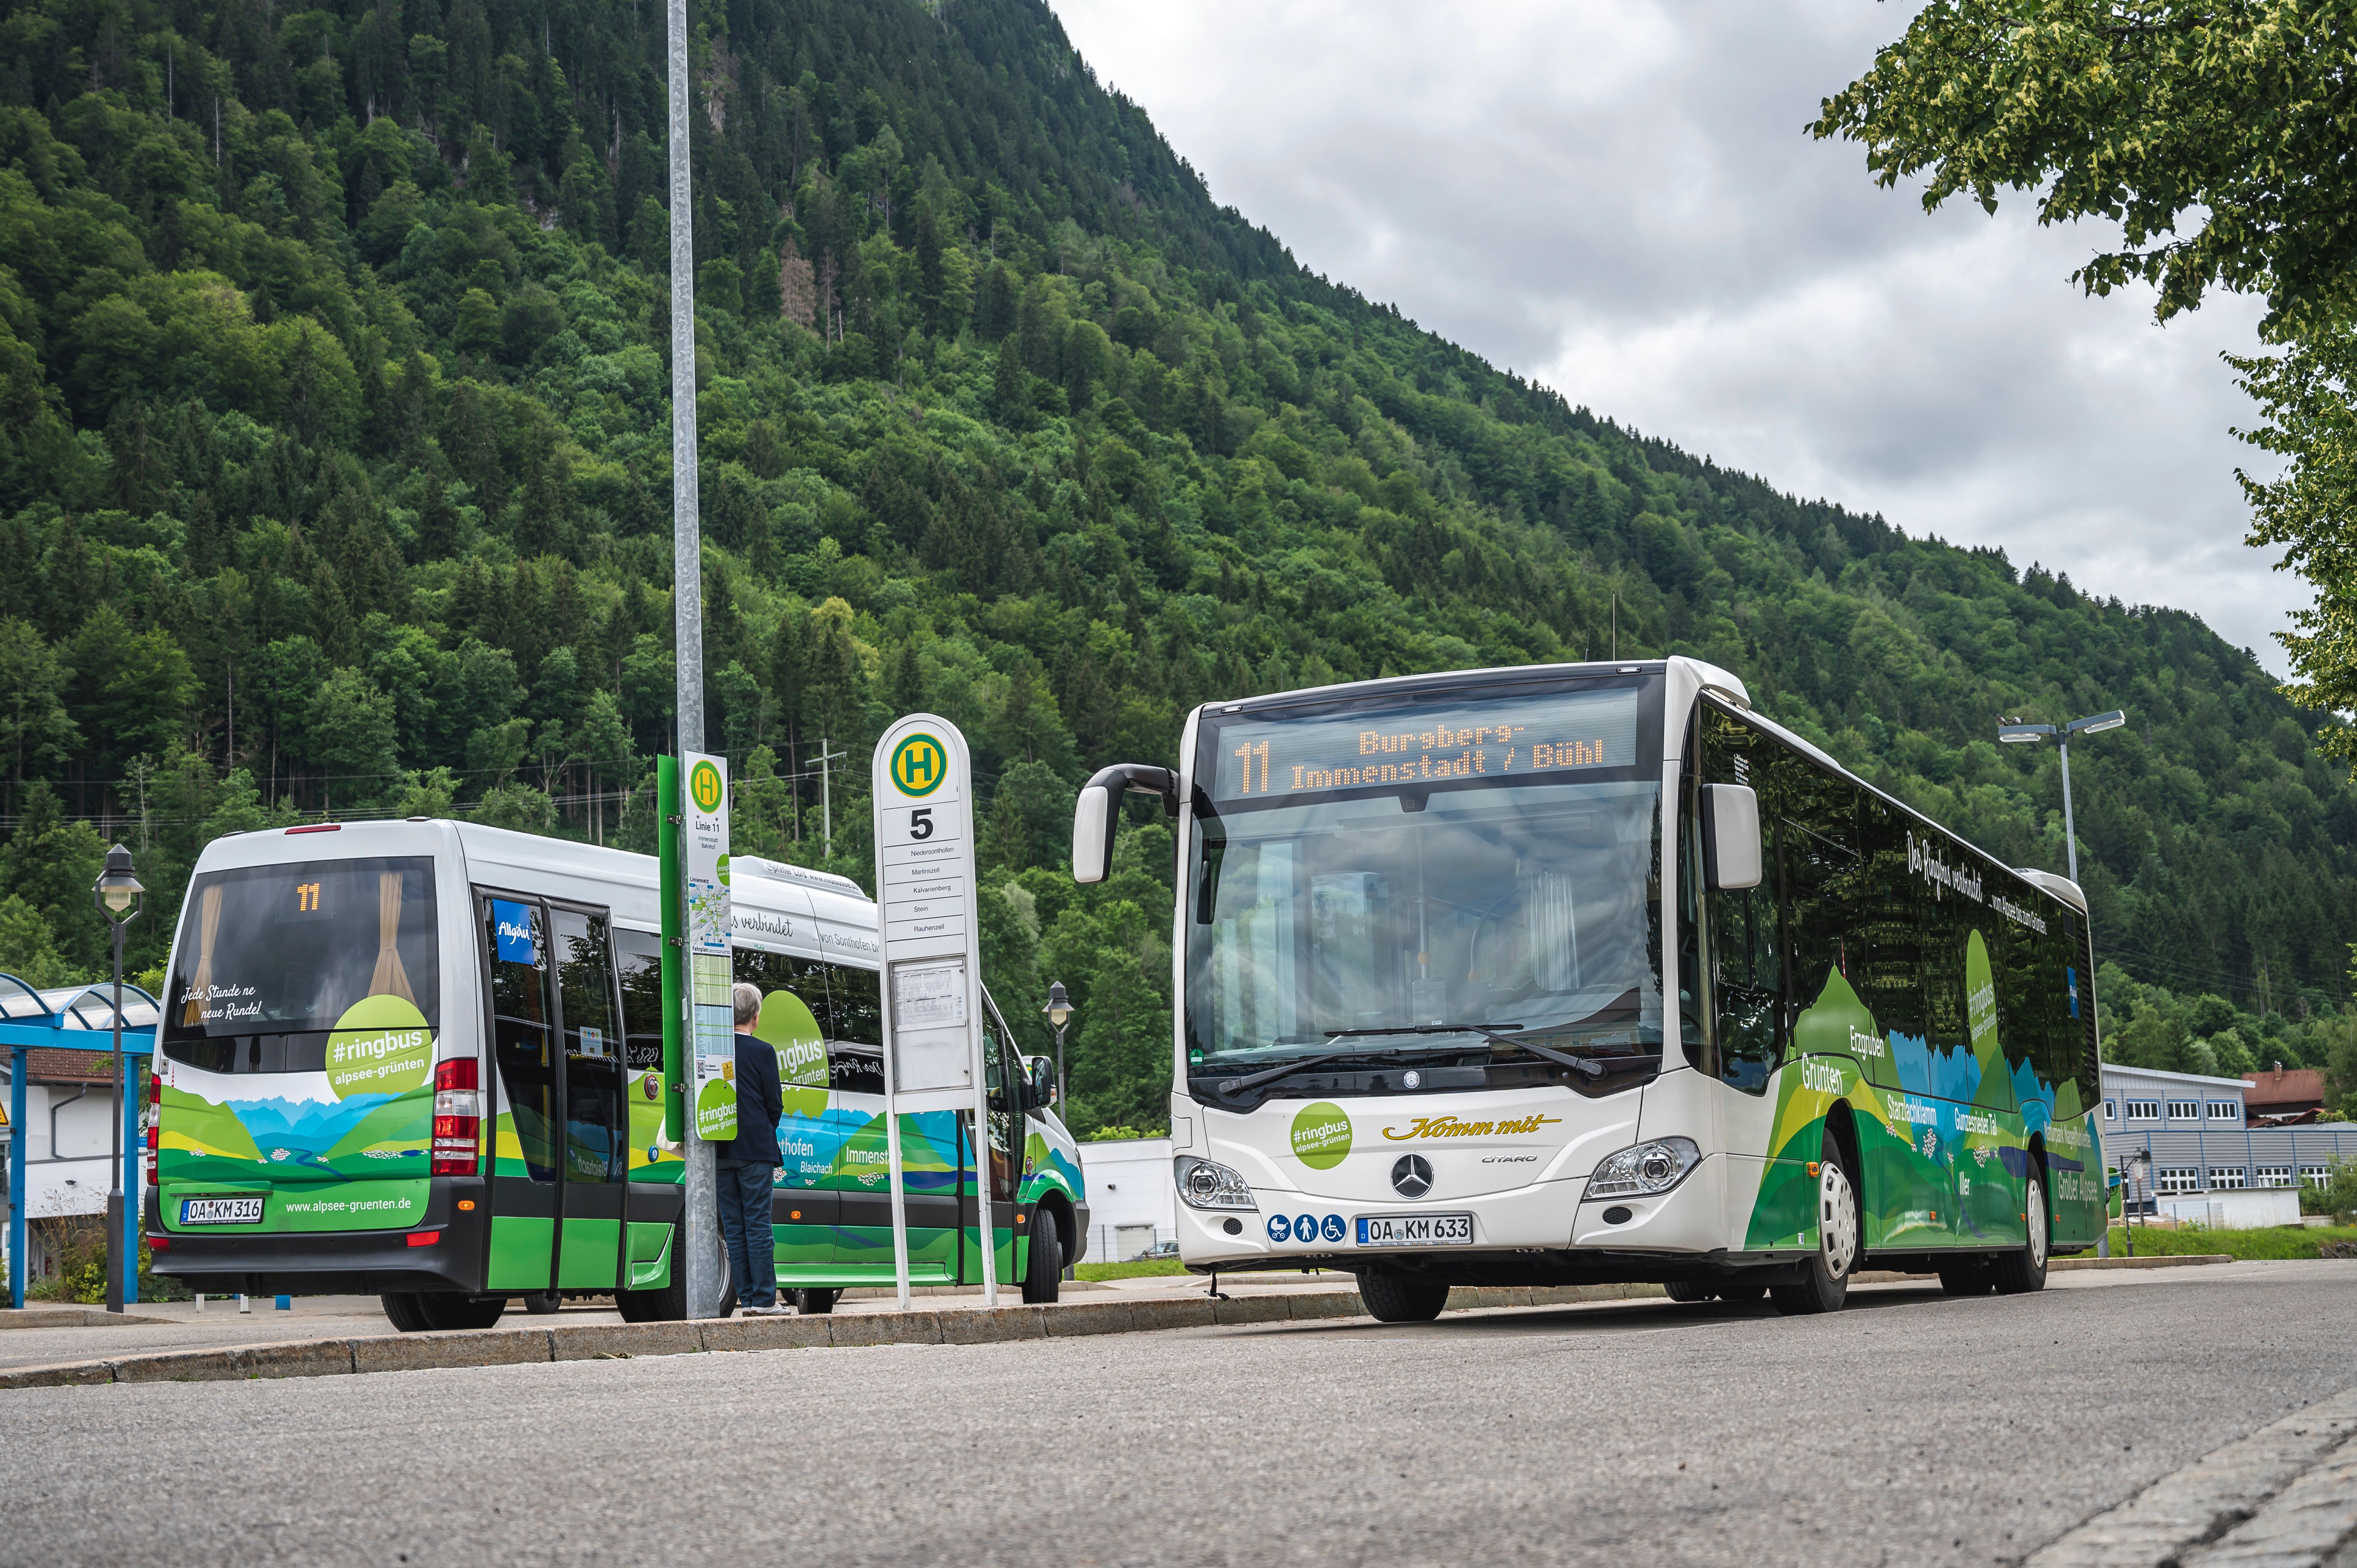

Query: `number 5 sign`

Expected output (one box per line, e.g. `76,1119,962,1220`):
870,713,997,1308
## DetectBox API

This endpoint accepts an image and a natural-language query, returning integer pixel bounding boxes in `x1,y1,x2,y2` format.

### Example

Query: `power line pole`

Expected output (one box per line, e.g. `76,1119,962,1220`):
817,738,846,858
668,0,721,1322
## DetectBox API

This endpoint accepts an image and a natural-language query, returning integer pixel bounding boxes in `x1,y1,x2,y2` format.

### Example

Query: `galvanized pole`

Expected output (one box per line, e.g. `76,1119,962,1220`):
668,0,721,1322
2059,735,2109,1257
2058,737,2079,887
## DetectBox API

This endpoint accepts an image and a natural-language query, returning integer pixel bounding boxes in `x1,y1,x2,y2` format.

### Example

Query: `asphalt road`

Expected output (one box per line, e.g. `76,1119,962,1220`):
6,1263,2354,1568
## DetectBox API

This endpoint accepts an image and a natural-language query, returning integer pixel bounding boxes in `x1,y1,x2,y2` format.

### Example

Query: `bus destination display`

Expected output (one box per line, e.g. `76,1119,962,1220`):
1209,685,1642,803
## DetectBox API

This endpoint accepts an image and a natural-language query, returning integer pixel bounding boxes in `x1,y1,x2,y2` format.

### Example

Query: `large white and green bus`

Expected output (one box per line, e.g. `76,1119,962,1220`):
1075,657,2105,1321
145,820,1088,1329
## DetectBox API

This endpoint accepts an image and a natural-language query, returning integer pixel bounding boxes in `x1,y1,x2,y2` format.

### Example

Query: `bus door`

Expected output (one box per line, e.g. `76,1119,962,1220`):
960,996,1021,1285
479,893,628,1296
551,906,628,1290
733,949,837,1277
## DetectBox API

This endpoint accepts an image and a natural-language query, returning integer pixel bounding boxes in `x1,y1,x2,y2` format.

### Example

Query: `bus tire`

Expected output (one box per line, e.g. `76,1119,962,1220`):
1663,1280,1715,1303
1936,1261,1993,1295
1358,1269,1449,1323
381,1292,433,1333
1772,1145,1859,1316
1021,1212,1062,1305
615,1224,733,1321
1991,1171,2050,1296
793,1289,839,1315
419,1294,507,1331
522,1290,561,1315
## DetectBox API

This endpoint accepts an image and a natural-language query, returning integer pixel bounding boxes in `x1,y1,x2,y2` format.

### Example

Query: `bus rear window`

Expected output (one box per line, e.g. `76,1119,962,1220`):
163,857,439,1070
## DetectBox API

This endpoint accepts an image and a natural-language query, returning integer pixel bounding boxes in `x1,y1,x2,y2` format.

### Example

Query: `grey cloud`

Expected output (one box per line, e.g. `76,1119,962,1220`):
1055,0,2303,669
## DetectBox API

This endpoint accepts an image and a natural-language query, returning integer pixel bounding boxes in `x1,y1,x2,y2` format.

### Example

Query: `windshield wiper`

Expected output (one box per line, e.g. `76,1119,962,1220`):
1208,1051,1355,1097
1321,1021,1659,1082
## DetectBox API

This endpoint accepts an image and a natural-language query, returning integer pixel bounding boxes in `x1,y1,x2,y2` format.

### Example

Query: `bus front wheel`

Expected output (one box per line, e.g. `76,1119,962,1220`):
1990,1172,2050,1295
1358,1269,1450,1323
1772,1146,1859,1316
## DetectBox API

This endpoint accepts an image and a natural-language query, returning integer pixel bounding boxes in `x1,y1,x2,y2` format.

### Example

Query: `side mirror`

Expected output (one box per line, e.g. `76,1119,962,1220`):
1071,763,1179,885
1027,1057,1058,1109
1700,783,1762,891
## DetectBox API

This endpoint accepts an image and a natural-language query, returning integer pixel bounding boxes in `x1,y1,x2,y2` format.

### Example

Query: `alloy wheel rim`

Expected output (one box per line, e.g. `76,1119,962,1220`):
1821,1162,1858,1277
2028,1179,2048,1270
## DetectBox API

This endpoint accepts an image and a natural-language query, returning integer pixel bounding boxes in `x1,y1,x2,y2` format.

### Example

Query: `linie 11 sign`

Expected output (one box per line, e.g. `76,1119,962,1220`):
1209,684,1642,803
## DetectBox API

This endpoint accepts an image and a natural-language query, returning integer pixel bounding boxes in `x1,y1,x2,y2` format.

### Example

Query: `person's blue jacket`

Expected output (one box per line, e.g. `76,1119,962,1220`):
718,1029,784,1166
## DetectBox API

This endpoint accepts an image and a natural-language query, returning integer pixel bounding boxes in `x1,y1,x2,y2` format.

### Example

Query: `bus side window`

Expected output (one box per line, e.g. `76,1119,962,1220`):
824,964,886,1096
1857,799,1928,1068
613,929,665,1074
1700,705,1781,1092
1775,766,1859,1030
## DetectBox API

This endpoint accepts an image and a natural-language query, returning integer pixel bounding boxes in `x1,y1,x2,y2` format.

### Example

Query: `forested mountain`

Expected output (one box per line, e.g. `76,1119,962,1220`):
0,0,2352,1132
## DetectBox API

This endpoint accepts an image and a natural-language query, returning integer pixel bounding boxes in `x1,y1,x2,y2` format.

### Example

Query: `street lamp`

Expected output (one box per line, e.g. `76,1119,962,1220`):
90,844,141,1314
1996,710,2124,886
1998,709,2124,1254
1041,981,1074,1280
1042,981,1072,1112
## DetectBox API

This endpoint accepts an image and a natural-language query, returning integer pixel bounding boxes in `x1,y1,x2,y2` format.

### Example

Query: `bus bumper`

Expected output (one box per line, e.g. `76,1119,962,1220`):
145,1176,491,1297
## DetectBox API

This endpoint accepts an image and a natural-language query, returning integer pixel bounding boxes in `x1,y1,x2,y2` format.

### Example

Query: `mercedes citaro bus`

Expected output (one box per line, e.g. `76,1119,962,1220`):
1073,657,2104,1322
146,819,1088,1330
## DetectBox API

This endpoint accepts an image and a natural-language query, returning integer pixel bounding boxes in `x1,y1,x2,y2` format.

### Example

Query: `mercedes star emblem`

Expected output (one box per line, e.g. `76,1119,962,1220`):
1402,1069,1421,1090
1391,1154,1433,1199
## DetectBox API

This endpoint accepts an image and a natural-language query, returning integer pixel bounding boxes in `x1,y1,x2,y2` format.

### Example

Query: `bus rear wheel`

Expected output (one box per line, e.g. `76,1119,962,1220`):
419,1294,507,1331
1358,1269,1450,1323
1663,1280,1716,1303
381,1293,433,1333
1772,1146,1859,1316
1991,1173,2050,1296
792,1289,839,1315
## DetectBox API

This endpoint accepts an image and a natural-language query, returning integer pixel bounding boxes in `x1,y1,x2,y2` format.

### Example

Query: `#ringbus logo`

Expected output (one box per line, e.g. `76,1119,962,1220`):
323,994,435,1099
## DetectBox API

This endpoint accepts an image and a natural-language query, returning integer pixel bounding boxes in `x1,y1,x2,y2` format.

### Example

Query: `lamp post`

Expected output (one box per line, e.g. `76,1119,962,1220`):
1041,980,1073,1279
2000,710,2123,1256
1042,981,1072,1114
91,844,141,1314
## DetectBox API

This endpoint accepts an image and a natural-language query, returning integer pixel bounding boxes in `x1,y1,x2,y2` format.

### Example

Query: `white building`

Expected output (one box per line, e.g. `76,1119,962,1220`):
2099,1063,2357,1217
1076,1137,1175,1264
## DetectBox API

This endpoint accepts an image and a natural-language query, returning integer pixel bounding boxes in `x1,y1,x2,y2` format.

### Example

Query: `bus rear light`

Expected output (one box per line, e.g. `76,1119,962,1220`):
406,1229,442,1247
146,1069,162,1183
284,823,341,833
431,1057,480,1176
147,1235,170,1251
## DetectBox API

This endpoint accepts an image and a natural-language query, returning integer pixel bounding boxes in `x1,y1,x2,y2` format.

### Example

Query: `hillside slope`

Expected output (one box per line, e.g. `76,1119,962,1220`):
0,0,2348,1128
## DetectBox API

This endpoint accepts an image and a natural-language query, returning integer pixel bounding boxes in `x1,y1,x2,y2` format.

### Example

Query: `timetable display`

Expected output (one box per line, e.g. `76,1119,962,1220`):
1208,685,1643,803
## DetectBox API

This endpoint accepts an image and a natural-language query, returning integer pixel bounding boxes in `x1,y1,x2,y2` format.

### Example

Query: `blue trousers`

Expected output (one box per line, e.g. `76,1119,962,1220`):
715,1159,778,1308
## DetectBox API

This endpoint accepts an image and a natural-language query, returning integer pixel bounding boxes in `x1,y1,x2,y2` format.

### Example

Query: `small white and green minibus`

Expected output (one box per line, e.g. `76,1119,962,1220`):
145,818,1088,1329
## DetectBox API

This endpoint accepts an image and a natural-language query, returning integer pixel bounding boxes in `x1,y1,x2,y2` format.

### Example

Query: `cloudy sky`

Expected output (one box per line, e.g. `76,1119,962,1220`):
1050,0,2298,672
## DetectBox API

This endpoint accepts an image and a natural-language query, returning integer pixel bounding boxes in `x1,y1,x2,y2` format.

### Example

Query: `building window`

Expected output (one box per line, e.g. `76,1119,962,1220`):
2104,1099,2118,1121
2167,1099,2201,1121
2256,1166,2295,1188
2303,1165,2336,1188
2123,1099,2160,1121
2210,1167,2247,1189
2156,1166,2203,1194
2207,1100,2240,1123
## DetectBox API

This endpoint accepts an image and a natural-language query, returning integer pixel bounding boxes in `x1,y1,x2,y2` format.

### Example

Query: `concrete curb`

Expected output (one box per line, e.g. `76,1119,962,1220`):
2028,1387,2357,1566
2055,1253,2236,1271
0,1252,2253,1393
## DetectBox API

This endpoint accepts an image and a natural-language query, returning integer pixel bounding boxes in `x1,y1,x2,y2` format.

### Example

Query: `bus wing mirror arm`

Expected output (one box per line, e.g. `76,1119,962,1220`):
1701,784,1762,892
1072,764,1178,885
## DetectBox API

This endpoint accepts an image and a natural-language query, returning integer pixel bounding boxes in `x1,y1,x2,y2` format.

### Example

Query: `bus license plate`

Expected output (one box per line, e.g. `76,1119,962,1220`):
1356,1213,1472,1247
180,1197,265,1225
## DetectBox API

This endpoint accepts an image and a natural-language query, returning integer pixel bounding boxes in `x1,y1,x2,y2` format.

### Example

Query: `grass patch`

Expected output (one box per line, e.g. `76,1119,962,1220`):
2104,1224,2357,1260
1074,1258,1191,1281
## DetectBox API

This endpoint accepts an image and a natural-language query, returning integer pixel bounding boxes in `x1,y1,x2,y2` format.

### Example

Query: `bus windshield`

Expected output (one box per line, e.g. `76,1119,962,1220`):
1186,679,1663,1076
161,856,440,1073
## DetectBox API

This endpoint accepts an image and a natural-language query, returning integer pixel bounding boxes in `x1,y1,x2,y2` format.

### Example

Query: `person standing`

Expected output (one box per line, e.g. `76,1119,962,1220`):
717,982,788,1316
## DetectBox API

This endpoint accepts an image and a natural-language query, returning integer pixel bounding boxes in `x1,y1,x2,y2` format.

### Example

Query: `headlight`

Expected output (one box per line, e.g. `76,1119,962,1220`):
1583,1137,1701,1202
1174,1155,1257,1211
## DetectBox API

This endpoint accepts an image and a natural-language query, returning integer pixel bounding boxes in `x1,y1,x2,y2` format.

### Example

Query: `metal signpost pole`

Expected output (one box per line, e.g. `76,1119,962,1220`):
666,0,722,1321
7,1044,23,1308
872,716,998,1314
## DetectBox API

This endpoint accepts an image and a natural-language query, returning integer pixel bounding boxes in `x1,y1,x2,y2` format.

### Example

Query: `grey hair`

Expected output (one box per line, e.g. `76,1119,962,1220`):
732,982,763,1026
